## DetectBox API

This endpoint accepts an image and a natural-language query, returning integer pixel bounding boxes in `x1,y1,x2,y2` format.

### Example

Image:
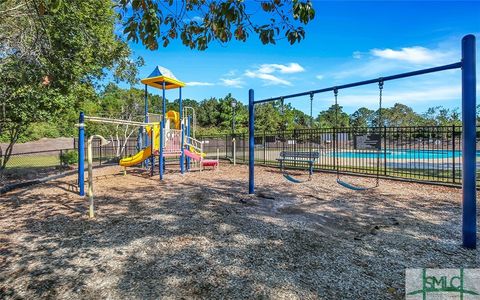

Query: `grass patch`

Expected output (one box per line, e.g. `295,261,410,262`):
4,155,60,169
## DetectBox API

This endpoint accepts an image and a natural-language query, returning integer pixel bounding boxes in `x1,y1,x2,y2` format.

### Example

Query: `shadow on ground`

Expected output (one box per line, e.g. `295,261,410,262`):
0,165,478,299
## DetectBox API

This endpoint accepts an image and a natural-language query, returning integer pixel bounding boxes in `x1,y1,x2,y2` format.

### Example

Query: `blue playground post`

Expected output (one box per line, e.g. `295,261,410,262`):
248,89,255,194
179,87,185,174
78,112,85,196
461,34,476,249
159,81,166,180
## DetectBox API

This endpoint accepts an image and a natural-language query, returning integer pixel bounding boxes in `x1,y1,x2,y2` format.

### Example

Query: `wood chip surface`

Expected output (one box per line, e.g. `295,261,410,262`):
1,163,478,299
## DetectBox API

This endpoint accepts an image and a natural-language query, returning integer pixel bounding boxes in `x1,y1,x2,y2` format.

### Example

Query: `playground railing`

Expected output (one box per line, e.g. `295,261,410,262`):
185,136,205,154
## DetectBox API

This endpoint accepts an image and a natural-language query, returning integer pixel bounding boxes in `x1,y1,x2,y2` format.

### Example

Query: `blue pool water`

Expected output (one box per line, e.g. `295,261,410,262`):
336,149,480,159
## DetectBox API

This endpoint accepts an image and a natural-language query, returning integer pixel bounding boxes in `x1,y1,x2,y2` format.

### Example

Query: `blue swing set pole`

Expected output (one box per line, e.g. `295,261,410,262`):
248,89,255,194
461,34,476,249
159,81,166,180
179,87,185,174
78,112,85,196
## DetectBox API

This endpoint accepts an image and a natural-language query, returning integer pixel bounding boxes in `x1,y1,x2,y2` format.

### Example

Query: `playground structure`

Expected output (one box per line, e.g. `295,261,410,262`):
248,34,476,249
77,66,219,197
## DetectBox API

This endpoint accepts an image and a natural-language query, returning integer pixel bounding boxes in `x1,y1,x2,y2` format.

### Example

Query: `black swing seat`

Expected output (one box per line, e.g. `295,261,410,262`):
277,151,320,183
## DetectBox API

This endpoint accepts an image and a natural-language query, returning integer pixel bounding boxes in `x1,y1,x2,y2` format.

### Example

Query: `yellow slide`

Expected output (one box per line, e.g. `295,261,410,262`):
189,146,206,158
119,146,152,167
166,110,180,129
119,124,159,167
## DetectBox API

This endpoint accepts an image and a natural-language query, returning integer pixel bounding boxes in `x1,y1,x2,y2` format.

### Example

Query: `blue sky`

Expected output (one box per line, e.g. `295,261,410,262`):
123,1,480,116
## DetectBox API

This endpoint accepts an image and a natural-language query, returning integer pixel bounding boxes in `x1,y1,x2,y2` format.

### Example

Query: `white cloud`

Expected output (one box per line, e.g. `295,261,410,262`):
333,40,458,80
244,70,291,86
316,74,324,80
186,81,214,86
370,46,453,65
183,16,203,23
352,51,363,59
220,78,244,88
257,63,305,74
333,60,407,79
224,69,238,77
242,62,303,86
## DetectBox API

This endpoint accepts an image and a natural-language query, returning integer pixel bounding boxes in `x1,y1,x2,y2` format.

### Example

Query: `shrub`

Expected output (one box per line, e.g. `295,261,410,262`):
60,150,78,166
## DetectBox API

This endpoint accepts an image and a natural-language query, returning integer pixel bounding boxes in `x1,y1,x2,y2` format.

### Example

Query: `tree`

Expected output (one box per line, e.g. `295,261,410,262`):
350,107,374,128
378,103,422,127
94,84,146,159
118,0,316,50
0,0,142,169
423,106,461,127
255,103,282,132
197,97,221,127
316,104,349,128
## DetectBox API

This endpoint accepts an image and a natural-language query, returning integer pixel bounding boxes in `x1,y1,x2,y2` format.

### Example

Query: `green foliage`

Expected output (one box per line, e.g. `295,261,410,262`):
255,102,282,132
0,0,142,169
60,150,78,166
21,123,61,142
118,0,315,50
422,106,461,126
378,103,424,127
316,104,349,128
350,107,374,128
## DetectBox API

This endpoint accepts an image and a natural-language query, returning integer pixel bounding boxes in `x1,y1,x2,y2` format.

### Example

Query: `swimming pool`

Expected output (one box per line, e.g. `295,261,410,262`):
335,149,479,159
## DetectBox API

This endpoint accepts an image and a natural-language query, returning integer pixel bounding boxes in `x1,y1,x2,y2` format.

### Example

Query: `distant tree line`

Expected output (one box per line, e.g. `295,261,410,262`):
2,83,473,145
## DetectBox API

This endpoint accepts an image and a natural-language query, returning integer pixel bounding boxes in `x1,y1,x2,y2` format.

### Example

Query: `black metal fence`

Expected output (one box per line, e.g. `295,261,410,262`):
1,125,476,186
201,125,473,186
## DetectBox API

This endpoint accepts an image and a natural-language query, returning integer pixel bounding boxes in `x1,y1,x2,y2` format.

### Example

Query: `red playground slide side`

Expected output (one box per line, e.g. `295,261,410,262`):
184,149,218,167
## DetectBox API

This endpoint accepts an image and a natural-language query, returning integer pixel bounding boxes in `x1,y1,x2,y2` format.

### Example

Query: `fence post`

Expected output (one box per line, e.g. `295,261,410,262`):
99,143,102,166
233,139,236,165
384,126,387,176
243,133,246,162
225,134,228,158
60,149,63,167
263,130,266,165
452,124,456,184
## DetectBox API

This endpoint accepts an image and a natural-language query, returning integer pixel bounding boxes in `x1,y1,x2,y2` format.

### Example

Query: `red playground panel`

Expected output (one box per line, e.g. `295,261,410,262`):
202,160,218,167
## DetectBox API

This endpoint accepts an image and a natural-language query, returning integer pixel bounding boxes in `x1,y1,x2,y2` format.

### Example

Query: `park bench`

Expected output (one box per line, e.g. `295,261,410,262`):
276,151,320,183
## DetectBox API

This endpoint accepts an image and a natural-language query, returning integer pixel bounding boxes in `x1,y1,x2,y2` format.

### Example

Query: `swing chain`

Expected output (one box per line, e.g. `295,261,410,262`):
378,79,384,123
309,93,314,128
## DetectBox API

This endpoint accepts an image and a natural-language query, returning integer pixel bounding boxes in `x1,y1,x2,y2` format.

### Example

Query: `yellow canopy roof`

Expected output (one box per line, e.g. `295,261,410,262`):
140,66,185,90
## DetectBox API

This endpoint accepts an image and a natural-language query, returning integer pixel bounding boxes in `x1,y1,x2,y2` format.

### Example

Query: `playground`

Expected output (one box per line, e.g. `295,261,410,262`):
0,32,477,299
1,164,478,299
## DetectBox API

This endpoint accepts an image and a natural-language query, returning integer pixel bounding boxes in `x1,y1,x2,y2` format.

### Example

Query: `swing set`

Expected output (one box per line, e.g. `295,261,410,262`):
273,82,384,189
248,35,476,249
